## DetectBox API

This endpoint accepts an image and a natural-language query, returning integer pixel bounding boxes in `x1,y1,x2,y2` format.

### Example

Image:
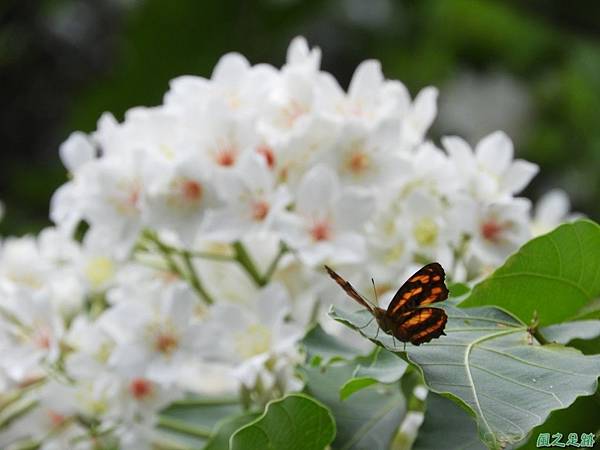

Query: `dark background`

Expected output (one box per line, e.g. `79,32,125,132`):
2,0,599,236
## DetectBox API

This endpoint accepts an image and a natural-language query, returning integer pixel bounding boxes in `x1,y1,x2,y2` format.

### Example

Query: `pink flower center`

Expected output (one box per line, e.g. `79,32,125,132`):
256,145,276,169
129,378,153,400
215,146,237,167
347,151,369,174
34,327,51,350
252,201,270,221
47,410,66,428
181,180,203,202
481,220,504,243
155,332,178,355
128,187,140,208
311,220,332,241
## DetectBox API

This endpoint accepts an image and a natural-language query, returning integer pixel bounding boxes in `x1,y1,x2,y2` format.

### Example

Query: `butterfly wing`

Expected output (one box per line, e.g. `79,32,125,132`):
386,262,448,318
394,307,448,345
324,265,373,313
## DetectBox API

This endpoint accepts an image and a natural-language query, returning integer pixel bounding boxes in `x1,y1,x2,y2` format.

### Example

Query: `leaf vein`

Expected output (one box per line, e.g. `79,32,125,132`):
547,233,562,278
478,345,592,377
479,391,542,421
470,363,564,407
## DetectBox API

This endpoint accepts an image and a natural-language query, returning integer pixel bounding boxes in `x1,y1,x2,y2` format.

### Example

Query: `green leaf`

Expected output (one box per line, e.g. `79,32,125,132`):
340,347,408,400
158,395,242,448
229,393,336,450
460,220,600,326
330,304,600,449
203,411,260,450
302,324,365,366
412,392,486,450
302,361,406,450
540,320,600,345
515,391,600,450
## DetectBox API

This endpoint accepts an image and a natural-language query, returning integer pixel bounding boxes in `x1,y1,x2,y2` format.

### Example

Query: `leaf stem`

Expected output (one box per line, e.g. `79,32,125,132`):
182,253,214,305
233,241,264,286
157,416,212,438
263,241,288,283
533,329,550,345
144,231,214,305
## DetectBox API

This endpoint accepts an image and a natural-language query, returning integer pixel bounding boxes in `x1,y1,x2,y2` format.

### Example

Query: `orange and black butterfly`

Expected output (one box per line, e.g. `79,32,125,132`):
325,263,449,346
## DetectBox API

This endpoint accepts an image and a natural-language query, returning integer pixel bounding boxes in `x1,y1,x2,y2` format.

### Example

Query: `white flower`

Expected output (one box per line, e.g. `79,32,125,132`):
72,152,145,256
469,198,532,266
0,288,64,383
6,381,90,450
320,59,411,126
143,149,220,244
203,153,291,241
98,284,204,384
200,283,304,395
443,131,539,201
275,165,374,266
325,121,408,188
0,236,52,290
531,189,581,236
59,131,95,173
399,87,439,150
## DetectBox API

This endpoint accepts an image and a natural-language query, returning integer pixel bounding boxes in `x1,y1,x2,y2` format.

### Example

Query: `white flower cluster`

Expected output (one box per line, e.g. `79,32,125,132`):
0,37,575,448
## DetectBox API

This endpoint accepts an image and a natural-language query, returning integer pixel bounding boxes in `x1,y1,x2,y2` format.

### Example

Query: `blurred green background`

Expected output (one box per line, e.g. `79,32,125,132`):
1,0,599,236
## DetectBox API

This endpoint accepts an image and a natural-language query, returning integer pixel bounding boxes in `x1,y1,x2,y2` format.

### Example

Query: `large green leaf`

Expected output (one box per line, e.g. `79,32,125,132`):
302,324,366,366
158,395,242,448
515,391,600,450
540,320,600,345
302,361,406,450
340,347,409,400
412,392,486,450
330,304,600,449
229,393,335,450
204,412,260,450
460,220,600,326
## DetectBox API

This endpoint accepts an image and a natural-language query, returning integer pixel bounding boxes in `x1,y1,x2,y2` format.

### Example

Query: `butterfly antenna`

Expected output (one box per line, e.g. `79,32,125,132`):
371,278,379,306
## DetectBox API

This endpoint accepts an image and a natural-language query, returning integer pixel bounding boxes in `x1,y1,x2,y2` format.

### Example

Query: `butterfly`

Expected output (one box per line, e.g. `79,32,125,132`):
324,263,449,347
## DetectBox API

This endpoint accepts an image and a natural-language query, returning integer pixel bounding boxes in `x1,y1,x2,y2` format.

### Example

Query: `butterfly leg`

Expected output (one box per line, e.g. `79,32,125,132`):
391,334,396,350
374,326,380,341
357,316,375,331
403,342,406,352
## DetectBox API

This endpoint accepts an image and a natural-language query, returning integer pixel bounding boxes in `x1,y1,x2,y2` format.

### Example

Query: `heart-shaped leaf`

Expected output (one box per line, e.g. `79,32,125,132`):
229,393,335,450
204,411,260,450
460,220,600,326
302,360,406,450
340,347,408,400
330,304,600,449
413,392,486,450
302,324,365,366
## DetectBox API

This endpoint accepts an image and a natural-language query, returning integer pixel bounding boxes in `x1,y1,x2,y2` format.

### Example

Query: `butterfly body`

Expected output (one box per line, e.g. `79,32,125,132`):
325,263,449,346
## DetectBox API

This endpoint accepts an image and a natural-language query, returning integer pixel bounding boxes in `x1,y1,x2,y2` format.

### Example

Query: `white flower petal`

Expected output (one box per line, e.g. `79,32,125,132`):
475,131,513,174
501,159,539,194
348,60,383,100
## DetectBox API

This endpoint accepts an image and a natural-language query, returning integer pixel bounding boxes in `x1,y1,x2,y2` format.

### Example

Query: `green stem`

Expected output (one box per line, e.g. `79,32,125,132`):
263,242,288,283
152,236,181,275
157,416,212,438
182,253,214,305
233,241,264,286
143,231,214,305
168,395,240,407
533,329,550,346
